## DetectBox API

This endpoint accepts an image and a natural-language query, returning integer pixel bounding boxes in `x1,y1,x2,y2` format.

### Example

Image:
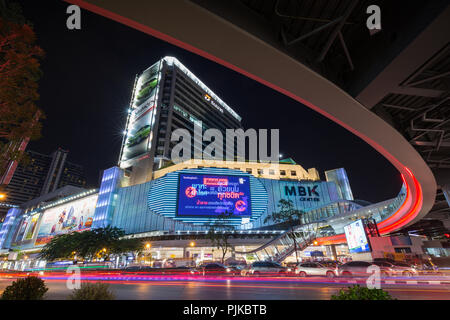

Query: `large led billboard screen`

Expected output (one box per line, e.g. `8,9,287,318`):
35,194,98,245
344,219,371,253
177,173,252,217
120,61,161,168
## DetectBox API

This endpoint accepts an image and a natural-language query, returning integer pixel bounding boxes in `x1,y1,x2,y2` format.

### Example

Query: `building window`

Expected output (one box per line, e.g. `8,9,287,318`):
257,169,263,175
280,170,286,176
246,168,252,174
291,171,297,176
269,169,275,175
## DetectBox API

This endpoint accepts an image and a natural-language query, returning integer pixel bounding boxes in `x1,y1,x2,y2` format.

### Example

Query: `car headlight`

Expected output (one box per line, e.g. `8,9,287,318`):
287,268,292,272
226,268,231,272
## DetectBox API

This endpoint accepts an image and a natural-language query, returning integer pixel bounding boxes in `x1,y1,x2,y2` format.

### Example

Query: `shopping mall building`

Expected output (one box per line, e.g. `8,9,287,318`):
0,57,442,270
0,158,360,267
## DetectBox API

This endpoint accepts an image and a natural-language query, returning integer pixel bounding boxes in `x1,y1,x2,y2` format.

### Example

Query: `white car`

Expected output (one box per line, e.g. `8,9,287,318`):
295,262,337,278
373,261,419,277
242,261,289,276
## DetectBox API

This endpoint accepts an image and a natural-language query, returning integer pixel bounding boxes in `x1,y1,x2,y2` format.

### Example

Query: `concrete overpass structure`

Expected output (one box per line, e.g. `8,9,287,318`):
66,0,449,238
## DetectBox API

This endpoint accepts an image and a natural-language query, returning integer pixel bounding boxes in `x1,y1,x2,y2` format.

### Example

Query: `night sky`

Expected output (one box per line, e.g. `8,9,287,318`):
18,0,402,203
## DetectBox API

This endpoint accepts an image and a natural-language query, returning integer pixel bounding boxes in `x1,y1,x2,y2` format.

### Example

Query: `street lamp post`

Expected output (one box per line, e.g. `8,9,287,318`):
189,242,195,266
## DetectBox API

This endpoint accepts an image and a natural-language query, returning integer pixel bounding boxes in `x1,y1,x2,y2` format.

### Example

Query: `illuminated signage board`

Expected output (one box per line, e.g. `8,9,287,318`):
177,173,251,217
284,185,320,202
344,219,371,254
35,194,98,245
120,61,161,168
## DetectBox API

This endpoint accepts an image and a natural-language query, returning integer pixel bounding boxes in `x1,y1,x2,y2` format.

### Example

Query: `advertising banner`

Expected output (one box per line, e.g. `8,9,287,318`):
344,219,371,253
35,194,98,245
15,217,29,242
177,173,252,217
24,214,39,241
120,61,161,168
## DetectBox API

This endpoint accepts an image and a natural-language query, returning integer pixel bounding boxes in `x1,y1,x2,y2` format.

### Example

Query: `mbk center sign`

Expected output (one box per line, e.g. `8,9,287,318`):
284,185,321,202
284,184,321,203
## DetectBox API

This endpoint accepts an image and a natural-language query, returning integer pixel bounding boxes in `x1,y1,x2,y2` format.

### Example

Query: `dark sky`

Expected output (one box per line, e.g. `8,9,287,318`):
18,0,402,203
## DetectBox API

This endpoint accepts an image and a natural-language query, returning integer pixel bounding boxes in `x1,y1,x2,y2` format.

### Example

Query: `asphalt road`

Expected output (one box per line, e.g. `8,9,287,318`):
0,278,449,300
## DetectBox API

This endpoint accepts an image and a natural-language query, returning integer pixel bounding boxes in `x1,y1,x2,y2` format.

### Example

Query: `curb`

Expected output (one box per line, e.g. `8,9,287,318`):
335,279,450,285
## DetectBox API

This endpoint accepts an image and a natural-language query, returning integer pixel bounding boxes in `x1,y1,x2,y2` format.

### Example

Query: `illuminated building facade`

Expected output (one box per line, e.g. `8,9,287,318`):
118,57,243,185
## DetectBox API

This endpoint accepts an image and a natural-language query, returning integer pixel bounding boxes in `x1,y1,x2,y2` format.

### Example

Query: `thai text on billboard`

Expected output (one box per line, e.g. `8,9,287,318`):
177,173,251,217
344,219,371,253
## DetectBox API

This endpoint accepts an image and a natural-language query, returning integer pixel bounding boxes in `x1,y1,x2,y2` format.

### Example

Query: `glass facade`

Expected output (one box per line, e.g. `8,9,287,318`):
92,167,122,229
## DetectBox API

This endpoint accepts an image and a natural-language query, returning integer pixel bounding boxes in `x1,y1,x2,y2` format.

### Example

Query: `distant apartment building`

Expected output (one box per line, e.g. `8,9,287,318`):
0,148,87,218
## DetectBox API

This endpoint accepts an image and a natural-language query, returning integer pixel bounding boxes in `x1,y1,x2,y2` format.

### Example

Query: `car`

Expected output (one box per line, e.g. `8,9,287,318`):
284,262,298,269
319,261,342,269
195,263,240,276
373,259,420,276
295,262,337,278
135,77,158,102
388,261,419,277
123,265,153,273
158,266,196,275
371,261,396,277
225,259,247,270
242,261,290,277
338,261,384,277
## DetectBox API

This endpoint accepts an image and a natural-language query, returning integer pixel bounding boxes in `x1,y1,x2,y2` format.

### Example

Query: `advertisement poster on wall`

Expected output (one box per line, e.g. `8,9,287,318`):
35,194,98,245
24,214,39,241
15,217,29,242
177,173,252,217
120,61,161,168
344,219,371,253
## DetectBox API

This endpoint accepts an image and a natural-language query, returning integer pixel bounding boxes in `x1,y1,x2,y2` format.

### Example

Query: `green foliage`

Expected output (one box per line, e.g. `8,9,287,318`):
331,285,395,300
0,1,45,178
1,276,48,300
264,199,304,226
39,227,142,261
264,200,306,262
68,282,115,300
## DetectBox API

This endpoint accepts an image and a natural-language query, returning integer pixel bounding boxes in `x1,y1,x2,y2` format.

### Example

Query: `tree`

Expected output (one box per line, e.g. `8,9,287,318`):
69,282,115,300
206,212,234,264
109,237,143,260
0,0,44,180
1,276,48,300
331,285,395,300
39,227,143,262
264,199,306,263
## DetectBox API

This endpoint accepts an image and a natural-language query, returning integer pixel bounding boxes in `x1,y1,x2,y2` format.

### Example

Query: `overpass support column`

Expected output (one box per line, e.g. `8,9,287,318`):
443,184,450,207
326,245,338,260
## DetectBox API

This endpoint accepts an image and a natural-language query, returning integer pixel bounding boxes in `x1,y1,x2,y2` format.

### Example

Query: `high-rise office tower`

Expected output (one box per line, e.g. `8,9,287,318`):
118,57,243,185
0,148,87,218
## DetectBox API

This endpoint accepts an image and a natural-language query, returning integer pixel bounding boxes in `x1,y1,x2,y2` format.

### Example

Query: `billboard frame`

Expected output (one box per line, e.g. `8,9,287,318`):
176,172,252,218
343,219,372,254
